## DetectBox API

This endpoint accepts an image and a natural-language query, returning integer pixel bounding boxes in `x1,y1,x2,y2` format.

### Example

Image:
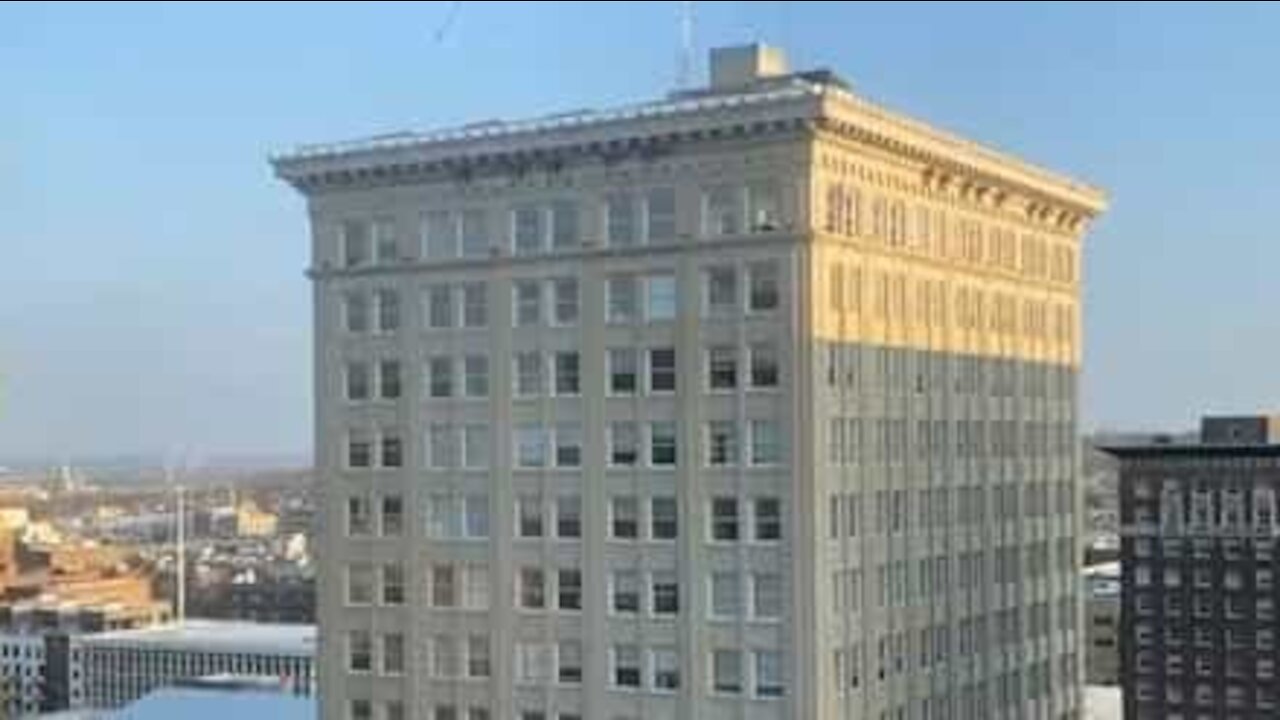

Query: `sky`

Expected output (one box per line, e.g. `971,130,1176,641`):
3,1,1280,462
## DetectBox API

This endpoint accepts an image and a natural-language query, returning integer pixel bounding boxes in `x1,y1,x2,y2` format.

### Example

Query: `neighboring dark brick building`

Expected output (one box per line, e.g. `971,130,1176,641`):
1104,416,1280,719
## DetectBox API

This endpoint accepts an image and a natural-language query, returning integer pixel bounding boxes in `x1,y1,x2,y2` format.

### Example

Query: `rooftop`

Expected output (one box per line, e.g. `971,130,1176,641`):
111,687,314,720
1101,415,1280,458
79,620,315,656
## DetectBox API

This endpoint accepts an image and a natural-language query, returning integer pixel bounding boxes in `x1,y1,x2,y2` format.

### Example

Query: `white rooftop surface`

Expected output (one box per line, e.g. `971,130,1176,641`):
111,687,314,720
79,620,315,656
1084,685,1122,720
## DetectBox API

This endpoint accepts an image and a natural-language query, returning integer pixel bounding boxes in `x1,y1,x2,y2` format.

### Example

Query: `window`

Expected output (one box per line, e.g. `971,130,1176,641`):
611,496,640,539
612,570,641,613
753,573,783,619
382,563,406,605
371,218,400,261
518,567,545,609
346,429,372,468
428,424,456,469
609,422,639,466
646,274,677,320
558,640,583,683
555,423,582,467
708,346,737,390
705,266,737,316
382,633,405,675
461,209,488,257
705,186,741,236
348,497,373,535
653,572,680,616
749,343,780,388
747,262,780,312
552,277,579,325
464,495,489,538
608,348,638,394
512,206,544,256
463,565,490,608
754,651,784,698
347,563,374,605
380,431,403,468
652,648,680,691
433,636,461,678
712,649,743,694
651,497,678,540
468,636,490,678
650,421,677,466
748,181,782,231
346,362,370,401
649,348,676,392
750,421,782,466
556,495,581,538
378,360,401,400
646,187,676,241
428,356,454,398
706,421,738,466
426,494,457,538
515,352,542,396
427,285,453,329
607,276,639,323
516,426,548,468
343,292,369,333
606,193,636,247
385,702,405,720
554,352,580,395
551,200,578,249
461,282,487,327
612,645,642,688
517,495,544,538
460,355,489,398
712,498,739,541
342,220,371,267
514,280,541,326
515,642,554,684
379,496,402,536
376,289,400,332
348,630,372,672
558,568,582,611
424,210,456,259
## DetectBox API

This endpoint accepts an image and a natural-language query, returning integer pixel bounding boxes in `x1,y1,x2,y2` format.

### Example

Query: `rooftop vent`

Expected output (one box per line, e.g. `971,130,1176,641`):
709,44,789,91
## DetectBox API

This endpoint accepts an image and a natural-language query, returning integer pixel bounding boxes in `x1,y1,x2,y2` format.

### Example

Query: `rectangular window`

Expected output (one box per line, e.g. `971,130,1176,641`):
380,431,403,468
374,219,399,263
608,348,638,394
381,563,406,605
463,564,489,608
747,262,780,312
754,497,783,541
652,572,680,616
555,423,582,467
378,360,401,400
750,420,782,466
705,266,738,316
432,636,460,678
606,193,636,247
461,209,488,257
345,361,370,401
517,495,544,538
461,282,487,327
612,645,641,688
431,565,457,607
513,280,541,326
607,275,639,323
747,180,782,232
554,352,580,395
347,563,375,605
752,573,782,619
468,635,490,678
550,200,578,249
518,567,545,609
612,570,641,613
427,285,453,329
708,346,737,390
463,355,488,398
382,633,405,675
711,572,741,617
749,343,780,388
342,220,371,268
611,496,640,539
552,277,579,325
350,700,372,720
712,649,743,694
712,497,739,541
515,352,542,396
558,568,582,611
512,206,544,256
347,429,372,469
558,640,583,684
651,648,680,691
650,421,677,467
646,274,677,320
649,348,676,392
424,210,456,259
609,422,639,466
646,187,677,241
380,496,403,537
651,496,678,540
556,495,581,538
705,186,741,236
343,292,369,333
376,289,400,332
348,629,373,672
515,425,548,468
428,356,454,398
428,424,456,469
706,421,738,466
754,651,784,698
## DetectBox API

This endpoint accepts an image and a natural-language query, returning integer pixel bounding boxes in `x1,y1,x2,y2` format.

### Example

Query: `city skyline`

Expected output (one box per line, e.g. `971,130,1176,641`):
7,1,1280,460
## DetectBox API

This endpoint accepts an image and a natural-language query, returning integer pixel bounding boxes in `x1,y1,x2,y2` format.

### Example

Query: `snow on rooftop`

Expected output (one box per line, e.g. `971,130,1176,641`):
81,620,315,656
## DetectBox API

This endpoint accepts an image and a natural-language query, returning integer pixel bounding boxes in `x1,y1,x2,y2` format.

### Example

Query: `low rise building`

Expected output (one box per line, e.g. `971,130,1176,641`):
0,632,46,717
1084,561,1121,685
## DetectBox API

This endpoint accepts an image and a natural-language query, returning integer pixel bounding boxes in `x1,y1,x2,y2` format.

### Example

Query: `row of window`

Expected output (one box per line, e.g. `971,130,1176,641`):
1133,680,1277,711
1132,564,1273,591
345,343,782,403
1132,592,1278,621
1136,622,1280,658
1133,483,1278,534
824,345,1077,401
337,182,788,270
339,262,781,334
828,417,1075,465
826,487,1078,539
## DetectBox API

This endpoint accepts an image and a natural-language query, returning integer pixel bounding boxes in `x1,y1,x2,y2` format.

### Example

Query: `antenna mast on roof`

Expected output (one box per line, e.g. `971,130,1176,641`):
678,1,695,89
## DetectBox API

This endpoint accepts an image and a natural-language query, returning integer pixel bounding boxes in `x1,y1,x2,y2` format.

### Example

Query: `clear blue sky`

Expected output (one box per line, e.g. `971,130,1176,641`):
3,1,1279,462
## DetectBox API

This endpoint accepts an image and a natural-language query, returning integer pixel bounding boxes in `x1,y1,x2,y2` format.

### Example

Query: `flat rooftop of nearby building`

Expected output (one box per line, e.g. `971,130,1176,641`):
109,687,314,720
79,620,315,656
1102,414,1280,458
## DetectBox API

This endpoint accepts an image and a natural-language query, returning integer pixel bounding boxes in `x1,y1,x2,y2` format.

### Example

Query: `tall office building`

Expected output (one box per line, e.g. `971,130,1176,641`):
274,44,1105,720
1105,416,1280,720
